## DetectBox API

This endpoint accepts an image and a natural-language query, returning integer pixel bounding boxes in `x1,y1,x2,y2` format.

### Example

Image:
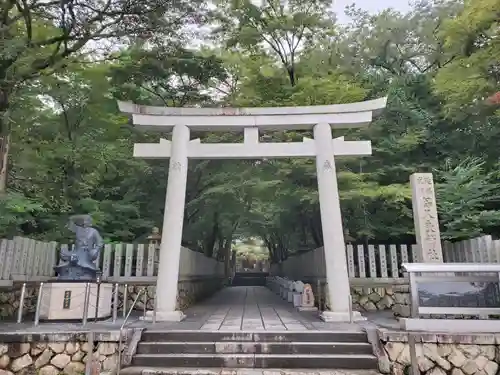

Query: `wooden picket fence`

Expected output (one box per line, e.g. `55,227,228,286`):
283,244,418,280
0,237,58,281
345,237,500,279
1,235,500,282
442,235,500,263
0,239,158,282
58,243,159,279
94,243,158,278
344,243,418,279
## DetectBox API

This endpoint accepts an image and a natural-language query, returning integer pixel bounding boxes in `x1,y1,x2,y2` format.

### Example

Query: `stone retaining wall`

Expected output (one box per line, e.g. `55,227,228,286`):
351,283,410,317
351,286,395,311
391,285,410,317
376,330,500,375
0,331,125,375
121,277,225,312
0,287,37,320
302,282,406,313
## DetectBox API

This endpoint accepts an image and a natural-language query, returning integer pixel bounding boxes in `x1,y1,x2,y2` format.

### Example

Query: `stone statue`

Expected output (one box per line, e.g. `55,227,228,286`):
54,214,104,280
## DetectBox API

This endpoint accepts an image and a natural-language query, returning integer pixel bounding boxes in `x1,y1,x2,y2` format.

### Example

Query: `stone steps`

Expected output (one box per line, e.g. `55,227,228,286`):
231,272,268,286
140,330,368,343
120,367,382,375
131,353,377,369
127,330,377,371
136,341,373,355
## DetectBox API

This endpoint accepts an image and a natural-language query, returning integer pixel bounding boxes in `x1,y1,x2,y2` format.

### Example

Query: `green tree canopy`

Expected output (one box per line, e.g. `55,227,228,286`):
2,0,500,266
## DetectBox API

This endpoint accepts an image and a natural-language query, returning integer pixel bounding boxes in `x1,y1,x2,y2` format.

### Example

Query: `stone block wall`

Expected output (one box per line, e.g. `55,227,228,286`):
0,287,37,320
273,246,411,315
121,276,225,312
120,246,225,312
351,286,395,311
286,281,407,313
391,285,410,317
376,330,500,375
0,331,124,375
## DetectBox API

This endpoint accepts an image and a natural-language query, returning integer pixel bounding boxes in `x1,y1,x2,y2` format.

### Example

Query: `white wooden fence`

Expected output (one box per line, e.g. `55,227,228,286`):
0,239,222,282
344,236,500,278
281,244,418,281
0,239,160,281
342,236,500,278
344,243,418,278
442,235,500,263
1,235,500,282
86,243,158,279
0,237,58,281
283,236,500,281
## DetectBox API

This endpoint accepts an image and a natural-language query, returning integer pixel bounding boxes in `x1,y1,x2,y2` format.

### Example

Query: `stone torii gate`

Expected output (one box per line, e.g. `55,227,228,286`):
118,98,387,322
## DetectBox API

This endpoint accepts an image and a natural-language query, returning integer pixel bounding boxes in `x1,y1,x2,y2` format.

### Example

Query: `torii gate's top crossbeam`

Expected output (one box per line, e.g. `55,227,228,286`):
118,97,387,131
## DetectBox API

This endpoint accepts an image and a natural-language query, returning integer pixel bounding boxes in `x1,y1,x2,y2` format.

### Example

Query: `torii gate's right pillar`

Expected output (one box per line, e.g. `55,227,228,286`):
314,122,365,322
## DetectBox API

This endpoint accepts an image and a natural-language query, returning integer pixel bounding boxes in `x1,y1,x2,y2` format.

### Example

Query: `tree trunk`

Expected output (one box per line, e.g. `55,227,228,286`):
287,66,296,87
204,211,219,257
0,87,10,194
0,134,10,194
223,238,232,277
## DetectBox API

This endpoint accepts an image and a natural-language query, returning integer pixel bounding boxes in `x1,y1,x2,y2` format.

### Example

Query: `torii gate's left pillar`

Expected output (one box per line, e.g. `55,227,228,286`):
149,124,190,321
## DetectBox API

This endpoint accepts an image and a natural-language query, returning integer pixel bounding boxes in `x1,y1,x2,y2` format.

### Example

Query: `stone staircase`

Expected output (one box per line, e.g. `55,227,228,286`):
231,272,269,286
121,329,378,373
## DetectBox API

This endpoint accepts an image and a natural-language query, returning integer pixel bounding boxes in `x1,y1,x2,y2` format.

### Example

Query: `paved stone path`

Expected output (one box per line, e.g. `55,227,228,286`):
136,286,366,331
197,286,315,331
0,286,384,333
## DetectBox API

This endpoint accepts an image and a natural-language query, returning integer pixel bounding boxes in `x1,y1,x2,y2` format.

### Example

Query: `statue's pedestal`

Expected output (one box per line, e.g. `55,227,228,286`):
40,283,113,321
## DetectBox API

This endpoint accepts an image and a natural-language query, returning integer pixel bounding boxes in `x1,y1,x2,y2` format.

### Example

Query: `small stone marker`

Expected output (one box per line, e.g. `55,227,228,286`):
410,173,444,262
294,281,305,293
293,281,305,307
282,279,290,299
298,283,318,311
302,284,314,306
287,281,295,302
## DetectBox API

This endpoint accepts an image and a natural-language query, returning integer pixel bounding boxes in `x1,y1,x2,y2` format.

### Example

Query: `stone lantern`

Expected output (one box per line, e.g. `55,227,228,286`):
344,229,355,244
147,227,162,274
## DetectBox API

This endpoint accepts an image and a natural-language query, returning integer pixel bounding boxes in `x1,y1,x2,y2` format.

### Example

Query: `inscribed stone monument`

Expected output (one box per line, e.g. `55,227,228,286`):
410,173,443,263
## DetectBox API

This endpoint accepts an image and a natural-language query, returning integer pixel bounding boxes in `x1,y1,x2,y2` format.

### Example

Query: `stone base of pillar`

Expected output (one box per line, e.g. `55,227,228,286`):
140,310,186,322
320,310,366,322
297,306,318,312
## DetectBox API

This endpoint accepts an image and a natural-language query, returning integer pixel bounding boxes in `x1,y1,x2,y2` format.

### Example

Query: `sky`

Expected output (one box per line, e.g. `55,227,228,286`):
333,0,412,23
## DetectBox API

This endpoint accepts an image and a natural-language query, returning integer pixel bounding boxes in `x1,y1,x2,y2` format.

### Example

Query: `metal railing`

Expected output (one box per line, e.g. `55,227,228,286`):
116,287,148,375
16,280,149,326
12,280,156,374
19,280,123,326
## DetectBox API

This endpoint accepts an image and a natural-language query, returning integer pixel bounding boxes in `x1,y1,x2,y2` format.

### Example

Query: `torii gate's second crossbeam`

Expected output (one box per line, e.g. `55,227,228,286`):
119,98,387,323
133,133,371,159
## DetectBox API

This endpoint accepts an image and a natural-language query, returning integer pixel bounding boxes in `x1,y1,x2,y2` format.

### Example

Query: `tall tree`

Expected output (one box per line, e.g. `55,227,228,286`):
0,0,205,192
212,0,334,86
